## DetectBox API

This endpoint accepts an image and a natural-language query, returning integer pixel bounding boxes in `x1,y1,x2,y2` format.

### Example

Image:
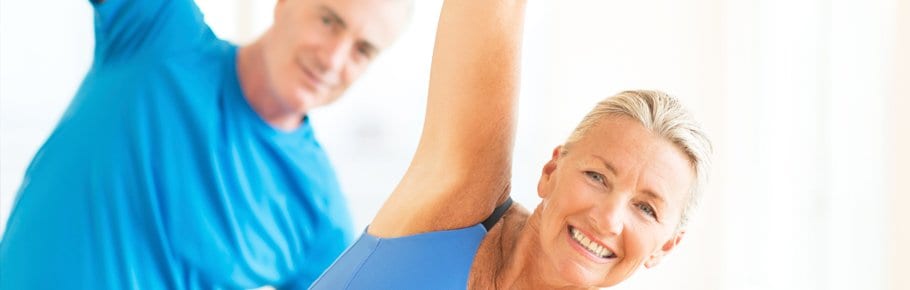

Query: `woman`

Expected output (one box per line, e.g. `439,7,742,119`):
310,0,712,289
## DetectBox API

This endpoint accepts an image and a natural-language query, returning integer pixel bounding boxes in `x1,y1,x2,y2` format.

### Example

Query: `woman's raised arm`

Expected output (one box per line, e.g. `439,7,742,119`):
370,0,527,237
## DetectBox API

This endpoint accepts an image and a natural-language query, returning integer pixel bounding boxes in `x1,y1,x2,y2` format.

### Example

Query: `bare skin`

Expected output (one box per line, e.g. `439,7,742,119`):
468,206,536,290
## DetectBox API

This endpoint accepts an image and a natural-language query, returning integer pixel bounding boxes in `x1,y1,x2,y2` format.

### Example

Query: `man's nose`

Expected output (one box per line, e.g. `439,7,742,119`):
315,36,351,76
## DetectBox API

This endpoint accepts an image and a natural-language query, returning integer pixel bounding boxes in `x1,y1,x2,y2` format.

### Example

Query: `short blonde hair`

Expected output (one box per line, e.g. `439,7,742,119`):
564,90,713,229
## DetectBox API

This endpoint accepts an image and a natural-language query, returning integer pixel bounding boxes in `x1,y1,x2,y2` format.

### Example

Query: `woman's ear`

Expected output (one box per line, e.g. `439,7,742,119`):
644,230,685,269
537,145,563,198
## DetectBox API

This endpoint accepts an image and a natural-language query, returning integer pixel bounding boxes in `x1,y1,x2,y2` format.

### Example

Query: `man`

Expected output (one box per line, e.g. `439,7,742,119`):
0,0,411,288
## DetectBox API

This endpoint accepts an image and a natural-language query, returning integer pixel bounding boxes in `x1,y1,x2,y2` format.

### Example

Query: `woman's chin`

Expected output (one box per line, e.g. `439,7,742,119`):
553,259,613,288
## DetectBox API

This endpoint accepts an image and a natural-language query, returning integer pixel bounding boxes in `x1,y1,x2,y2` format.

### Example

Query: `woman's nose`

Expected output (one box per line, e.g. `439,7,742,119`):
590,196,626,237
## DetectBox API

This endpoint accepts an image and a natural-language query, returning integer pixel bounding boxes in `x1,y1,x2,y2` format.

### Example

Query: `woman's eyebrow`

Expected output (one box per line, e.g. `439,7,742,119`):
641,189,667,207
591,154,618,176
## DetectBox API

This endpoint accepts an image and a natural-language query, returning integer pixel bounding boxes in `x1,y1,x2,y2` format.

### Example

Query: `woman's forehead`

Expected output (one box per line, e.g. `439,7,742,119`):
569,119,695,203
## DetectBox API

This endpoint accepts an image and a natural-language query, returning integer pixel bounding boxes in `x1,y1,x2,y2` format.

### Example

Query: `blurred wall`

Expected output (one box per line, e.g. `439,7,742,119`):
887,1,910,289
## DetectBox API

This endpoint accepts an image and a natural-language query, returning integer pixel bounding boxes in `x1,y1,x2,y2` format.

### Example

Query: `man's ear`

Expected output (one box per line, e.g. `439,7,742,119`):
644,230,685,269
537,145,562,198
274,0,288,19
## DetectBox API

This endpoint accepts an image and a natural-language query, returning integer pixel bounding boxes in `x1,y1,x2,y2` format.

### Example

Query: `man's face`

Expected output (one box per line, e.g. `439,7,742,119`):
263,0,410,115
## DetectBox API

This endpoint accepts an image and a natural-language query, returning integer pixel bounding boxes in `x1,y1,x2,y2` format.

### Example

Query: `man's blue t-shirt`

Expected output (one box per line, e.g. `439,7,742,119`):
0,0,354,289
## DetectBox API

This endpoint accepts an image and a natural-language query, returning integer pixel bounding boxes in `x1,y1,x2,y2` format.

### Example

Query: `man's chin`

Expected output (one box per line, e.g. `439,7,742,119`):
291,91,319,112
291,87,340,112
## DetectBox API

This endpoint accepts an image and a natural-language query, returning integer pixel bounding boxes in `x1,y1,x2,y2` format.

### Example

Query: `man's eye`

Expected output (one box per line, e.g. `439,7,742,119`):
321,16,333,26
356,45,373,58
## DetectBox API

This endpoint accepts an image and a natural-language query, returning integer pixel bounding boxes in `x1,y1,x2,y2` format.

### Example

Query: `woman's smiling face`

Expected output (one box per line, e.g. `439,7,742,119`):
532,115,695,288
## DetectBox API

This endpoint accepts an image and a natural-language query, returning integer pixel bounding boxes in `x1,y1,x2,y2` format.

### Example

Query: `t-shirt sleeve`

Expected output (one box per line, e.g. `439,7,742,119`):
276,226,354,290
89,0,212,63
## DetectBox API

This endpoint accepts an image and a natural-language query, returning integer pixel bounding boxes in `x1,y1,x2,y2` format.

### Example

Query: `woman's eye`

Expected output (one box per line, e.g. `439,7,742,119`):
638,203,657,219
585,171,605,184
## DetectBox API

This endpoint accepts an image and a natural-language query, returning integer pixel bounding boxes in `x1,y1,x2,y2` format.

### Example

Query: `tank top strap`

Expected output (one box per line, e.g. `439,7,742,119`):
481,196,513,231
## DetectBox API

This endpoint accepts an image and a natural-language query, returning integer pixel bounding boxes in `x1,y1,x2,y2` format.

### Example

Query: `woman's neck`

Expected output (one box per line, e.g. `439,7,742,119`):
493,206,593,290
494,208,548,289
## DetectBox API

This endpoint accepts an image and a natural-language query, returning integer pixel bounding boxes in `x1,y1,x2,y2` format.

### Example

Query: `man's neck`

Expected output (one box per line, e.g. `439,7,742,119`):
236,38,304,131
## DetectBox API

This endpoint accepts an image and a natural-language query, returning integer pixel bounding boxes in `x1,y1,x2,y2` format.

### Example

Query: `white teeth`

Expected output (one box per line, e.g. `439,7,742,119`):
570,227,614,258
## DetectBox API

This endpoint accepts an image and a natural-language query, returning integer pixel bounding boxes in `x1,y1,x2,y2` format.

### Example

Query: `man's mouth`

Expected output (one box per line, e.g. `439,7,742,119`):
298,64,329,92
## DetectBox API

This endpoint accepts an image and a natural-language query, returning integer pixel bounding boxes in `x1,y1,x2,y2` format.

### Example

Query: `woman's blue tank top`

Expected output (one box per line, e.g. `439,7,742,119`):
309,198,513,289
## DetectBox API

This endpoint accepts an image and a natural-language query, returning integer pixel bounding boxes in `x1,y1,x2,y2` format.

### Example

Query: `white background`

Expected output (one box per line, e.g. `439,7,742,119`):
1,1,908,290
